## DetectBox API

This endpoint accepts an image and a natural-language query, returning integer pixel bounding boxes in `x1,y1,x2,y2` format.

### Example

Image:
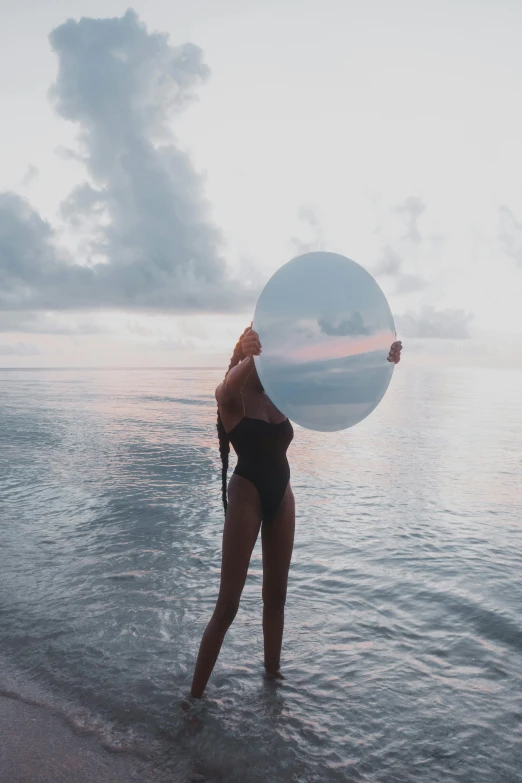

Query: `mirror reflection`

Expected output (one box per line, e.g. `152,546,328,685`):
253,251,396,432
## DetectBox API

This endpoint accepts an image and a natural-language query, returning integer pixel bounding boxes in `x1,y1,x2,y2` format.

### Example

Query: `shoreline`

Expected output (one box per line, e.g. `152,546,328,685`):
0,693,197,783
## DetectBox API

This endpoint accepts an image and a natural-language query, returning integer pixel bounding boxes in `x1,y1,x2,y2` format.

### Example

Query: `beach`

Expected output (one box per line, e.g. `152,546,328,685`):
0,693,159,783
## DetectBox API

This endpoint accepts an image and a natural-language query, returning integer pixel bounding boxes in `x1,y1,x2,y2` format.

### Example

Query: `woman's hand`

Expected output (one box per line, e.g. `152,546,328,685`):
241,325,262,359
387,340,403,364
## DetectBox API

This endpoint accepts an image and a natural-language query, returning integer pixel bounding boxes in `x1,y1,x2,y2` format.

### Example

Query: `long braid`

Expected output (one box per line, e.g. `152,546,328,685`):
217,326,252,515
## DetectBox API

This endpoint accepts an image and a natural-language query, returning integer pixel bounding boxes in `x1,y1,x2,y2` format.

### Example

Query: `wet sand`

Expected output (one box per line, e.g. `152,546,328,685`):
0,694,166,783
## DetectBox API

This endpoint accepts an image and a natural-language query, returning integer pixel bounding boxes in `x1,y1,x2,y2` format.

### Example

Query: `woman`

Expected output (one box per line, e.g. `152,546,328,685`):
190,325,403,698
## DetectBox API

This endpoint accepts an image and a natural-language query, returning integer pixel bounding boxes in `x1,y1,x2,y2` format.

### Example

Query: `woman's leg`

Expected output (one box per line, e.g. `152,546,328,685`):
261,484,295,677
190,475,262,698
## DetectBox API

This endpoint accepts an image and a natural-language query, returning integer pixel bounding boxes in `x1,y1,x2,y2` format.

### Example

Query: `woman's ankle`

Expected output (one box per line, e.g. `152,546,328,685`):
264,661,283,676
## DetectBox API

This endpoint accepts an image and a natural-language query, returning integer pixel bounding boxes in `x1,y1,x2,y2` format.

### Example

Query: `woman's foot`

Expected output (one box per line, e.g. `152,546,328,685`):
264,666,285,680
181,696,204,731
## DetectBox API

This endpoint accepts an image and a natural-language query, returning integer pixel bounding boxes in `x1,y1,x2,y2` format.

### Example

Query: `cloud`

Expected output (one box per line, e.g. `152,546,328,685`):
55,146,86,163
371,198,434,293
291,205,325,254
499,205,522,267
393,196,425,244
0,192,85,310
318,312,372,337
373,244,427,294
0,342,40,356
153,336,197,352
175,316,209,339
21,165,39,187
394,306,474,339
0,10,259,319
395,273,428,293
373,244,402,276
0,311,111,335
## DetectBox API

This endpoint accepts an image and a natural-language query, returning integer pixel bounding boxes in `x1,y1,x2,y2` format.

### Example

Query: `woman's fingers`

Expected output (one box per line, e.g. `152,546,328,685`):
387,340,402,362
242,329,262,356
242,339,261,358
246,342,261,355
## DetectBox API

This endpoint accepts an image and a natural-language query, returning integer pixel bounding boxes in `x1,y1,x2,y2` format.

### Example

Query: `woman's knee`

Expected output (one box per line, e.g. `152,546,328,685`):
262,586,287,611
213,597,240,628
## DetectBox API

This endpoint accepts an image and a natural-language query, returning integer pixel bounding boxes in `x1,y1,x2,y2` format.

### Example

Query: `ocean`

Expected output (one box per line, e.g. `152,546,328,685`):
0,365,521,782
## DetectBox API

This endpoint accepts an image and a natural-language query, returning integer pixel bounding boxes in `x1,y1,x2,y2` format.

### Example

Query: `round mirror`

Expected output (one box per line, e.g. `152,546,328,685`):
252,251,396,432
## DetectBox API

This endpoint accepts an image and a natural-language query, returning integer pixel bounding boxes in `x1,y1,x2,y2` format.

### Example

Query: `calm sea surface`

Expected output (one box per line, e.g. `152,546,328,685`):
0,365,521,782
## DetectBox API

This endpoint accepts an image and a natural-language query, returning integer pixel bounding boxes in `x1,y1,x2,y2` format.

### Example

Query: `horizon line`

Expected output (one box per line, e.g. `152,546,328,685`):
0,366,226,371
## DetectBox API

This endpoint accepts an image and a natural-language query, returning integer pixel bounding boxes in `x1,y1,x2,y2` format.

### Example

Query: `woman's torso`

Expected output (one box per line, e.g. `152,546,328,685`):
218,386,287,434
220,386,294,522
219,386,294,464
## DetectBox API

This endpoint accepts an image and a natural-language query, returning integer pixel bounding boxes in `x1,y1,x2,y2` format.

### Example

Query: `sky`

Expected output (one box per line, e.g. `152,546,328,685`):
1,0,521,369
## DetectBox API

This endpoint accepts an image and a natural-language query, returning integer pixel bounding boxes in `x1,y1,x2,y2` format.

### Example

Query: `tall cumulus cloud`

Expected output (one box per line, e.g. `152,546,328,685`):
0,10,258,316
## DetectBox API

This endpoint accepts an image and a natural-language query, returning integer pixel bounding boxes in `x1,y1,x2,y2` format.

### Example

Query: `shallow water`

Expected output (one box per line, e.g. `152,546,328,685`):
0,365,521,782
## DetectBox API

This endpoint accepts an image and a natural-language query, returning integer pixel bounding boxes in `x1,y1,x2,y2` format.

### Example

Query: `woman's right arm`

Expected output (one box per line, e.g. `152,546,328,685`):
215,328,261,402
216,357,254,402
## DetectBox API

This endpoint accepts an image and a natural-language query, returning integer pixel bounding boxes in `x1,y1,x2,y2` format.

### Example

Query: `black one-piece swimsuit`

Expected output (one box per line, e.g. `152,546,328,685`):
227,389,294,525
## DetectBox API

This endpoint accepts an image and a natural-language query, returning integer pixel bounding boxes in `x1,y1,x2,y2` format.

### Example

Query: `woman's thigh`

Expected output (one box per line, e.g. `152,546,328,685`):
261,484,295,601
217,474,263,604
